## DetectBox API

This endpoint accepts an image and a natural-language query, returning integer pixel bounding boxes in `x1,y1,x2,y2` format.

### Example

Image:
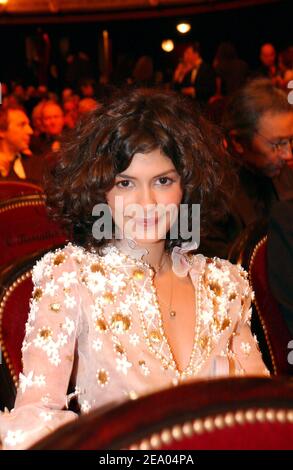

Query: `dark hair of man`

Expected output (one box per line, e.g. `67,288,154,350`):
0,105,26,132
223,78,292,147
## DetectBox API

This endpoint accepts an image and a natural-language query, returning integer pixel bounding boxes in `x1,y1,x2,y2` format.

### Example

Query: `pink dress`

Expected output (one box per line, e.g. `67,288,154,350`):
0,242,269,449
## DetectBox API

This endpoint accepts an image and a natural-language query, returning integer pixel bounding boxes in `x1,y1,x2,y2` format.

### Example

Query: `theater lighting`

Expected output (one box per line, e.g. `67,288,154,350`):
161,40,174,53
176,23,191,34
0,0,8,13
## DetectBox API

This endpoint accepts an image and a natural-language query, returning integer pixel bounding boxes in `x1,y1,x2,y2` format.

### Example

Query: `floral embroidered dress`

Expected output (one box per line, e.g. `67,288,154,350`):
0,242,269,449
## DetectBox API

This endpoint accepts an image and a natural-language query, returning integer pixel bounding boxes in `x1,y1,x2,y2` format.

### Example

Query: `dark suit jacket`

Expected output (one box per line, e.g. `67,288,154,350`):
268,200,293,337
200,165,293,260
175,61,216,104
0,153,45,187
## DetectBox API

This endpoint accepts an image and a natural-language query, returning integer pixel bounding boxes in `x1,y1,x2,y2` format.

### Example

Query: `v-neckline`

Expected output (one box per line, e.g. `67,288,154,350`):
105,245,209,378
151,272,200,376
149,269,202,375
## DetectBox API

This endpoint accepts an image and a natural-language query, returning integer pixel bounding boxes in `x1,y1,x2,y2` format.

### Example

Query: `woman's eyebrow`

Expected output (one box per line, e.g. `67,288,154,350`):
116,169,178,180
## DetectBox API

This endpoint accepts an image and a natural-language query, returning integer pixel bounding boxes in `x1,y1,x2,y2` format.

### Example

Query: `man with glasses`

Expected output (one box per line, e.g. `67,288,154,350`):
200,78,293,259
254,131,293,166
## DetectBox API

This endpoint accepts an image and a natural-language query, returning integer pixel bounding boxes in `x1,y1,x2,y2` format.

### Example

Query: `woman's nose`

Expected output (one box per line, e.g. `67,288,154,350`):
137,187,157,208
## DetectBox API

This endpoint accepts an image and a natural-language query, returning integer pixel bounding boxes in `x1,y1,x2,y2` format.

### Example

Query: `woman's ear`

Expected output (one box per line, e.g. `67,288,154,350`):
229,130,245,154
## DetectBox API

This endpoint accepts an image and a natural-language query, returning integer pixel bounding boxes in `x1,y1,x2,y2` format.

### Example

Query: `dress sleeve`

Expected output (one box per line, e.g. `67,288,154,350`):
228,263,270,376
0,247,81,450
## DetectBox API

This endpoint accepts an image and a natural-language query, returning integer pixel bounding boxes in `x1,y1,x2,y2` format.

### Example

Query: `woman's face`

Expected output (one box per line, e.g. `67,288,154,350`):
106,148,183,244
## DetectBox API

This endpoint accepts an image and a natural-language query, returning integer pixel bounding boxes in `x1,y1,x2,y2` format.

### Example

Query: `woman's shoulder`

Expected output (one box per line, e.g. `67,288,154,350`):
192,254,251,299
31,243,89,284
31,243,119,285
191,254,253,323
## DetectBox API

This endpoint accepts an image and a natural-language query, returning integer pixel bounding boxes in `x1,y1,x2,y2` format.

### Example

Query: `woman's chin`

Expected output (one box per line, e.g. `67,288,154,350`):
123,226,168,244
128,234,161,244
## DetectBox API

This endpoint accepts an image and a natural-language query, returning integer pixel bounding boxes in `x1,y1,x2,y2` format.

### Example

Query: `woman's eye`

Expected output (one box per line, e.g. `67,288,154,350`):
116,180,133,188
156,177,173,185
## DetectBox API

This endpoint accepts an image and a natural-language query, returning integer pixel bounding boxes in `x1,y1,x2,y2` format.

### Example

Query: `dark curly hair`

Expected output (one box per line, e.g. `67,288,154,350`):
45,87,234,252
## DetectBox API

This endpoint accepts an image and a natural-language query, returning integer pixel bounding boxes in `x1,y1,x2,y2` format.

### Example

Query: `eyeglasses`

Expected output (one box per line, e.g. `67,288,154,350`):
255,131,293,152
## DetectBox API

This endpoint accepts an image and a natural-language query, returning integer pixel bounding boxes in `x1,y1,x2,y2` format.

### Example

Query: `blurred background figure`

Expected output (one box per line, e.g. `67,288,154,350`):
31,100,65,158
213,41,249,96
256,43,278,83
61,87,74,103
78,77,96,98
132,55,154,87
173,42,216,105
63,95,80,129
78,97,99,115
0,106,44,185
42,101,64,140
31,101,46,138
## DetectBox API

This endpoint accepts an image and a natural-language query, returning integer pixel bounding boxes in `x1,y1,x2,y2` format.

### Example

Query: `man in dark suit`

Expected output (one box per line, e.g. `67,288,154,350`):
173,42,216,105
0,106,44,186
200,78,293,259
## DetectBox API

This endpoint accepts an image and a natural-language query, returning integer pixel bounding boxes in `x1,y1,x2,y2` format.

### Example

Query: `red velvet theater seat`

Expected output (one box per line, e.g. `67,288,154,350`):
229,226,292,376
0,180,43,201
0,249,64,410
1,250,292,449
249,236,293,376
32,377,293,450
0,192,68,267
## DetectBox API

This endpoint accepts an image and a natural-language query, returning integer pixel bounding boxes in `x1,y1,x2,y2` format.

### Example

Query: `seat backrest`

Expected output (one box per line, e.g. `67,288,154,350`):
0,266,33,387
0,193,68,267
227,220,267,267
0,181,43,200
249,236,293,376
32,377,293,450
0,249,63,410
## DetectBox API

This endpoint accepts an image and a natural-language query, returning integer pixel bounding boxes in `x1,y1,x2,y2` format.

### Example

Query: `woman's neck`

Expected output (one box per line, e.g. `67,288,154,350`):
115,239,168,273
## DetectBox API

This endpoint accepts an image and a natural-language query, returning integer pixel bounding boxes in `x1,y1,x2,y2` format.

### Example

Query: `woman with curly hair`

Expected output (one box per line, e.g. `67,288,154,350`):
0,88,268,449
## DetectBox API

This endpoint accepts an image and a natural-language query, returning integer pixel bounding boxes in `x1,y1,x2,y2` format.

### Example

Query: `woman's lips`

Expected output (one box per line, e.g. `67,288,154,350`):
134,217,158,227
